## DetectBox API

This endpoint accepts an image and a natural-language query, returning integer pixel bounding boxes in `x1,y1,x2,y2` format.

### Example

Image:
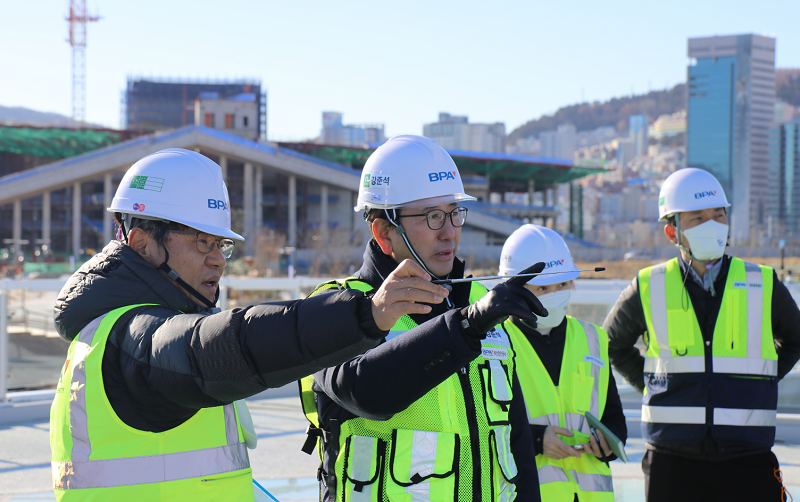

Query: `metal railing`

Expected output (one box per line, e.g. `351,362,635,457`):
3,276,800,402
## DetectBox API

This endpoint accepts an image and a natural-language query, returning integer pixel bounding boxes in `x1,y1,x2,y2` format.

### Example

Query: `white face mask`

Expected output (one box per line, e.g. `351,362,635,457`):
535,289,572,329
681,219,729,261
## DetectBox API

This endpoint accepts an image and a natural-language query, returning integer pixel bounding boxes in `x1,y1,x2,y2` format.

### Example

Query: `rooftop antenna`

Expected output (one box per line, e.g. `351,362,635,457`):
66,0,101,127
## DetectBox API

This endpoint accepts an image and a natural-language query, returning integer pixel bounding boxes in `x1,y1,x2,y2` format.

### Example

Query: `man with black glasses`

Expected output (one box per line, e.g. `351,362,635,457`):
300,135,546,502
51,148,429,501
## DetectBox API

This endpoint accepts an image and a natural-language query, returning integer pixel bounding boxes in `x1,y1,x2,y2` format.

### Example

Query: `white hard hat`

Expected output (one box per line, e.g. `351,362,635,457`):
108,148,244,241
354,135,476,213
499,225,579,285
658,168,730,222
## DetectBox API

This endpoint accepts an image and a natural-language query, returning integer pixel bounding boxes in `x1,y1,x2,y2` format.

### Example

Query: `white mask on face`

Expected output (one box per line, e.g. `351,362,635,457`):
681,219,729,261
535,289,572,329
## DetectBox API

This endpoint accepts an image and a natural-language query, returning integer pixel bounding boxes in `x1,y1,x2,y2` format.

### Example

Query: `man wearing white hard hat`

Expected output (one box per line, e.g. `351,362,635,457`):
51,148,425,501
499,225,626,502
603,168,800,501
299,135,547,501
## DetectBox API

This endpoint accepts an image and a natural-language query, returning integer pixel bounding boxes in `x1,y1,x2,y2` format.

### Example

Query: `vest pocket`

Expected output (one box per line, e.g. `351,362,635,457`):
386,429,459,502
569,372,594,413
342,435,384,502
490,426,518,502
480,360,513,425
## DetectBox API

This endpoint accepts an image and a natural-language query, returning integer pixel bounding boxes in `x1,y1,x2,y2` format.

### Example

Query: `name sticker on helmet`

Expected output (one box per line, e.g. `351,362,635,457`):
129,175,164,192
208,199,228,210
694,190,717,199
544,259,565,269
428,171,457,182
369,175,391,187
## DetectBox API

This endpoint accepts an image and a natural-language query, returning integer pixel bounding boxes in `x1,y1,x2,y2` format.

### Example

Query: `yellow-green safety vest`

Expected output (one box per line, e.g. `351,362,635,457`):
50,304,254,501
638,257,778,447
299,278,520,502
506,316,613,502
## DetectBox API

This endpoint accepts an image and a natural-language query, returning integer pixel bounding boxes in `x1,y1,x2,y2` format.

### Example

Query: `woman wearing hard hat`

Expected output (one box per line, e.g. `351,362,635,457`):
499,224,627,502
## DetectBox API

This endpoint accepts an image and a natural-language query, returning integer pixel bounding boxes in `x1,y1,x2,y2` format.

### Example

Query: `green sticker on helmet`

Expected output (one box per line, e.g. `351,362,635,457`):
659,196,665,206
130,175,165,192
363,174,371,187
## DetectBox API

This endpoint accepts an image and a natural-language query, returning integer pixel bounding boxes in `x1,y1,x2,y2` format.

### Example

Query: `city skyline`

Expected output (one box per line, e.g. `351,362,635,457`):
1,1,799,141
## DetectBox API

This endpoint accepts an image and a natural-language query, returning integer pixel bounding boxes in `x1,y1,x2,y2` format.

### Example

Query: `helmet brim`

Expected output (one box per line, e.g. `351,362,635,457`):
355,192,477,212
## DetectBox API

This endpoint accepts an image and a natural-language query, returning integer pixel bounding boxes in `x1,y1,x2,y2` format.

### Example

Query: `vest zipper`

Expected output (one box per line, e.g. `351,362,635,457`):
458,368,481,501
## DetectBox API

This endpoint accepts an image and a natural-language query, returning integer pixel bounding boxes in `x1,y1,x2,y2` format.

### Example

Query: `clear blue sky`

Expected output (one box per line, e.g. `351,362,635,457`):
1,0,798,141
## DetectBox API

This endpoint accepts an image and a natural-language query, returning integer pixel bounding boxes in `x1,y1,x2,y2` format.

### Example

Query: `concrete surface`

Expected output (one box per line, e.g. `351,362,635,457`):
3,385,800,501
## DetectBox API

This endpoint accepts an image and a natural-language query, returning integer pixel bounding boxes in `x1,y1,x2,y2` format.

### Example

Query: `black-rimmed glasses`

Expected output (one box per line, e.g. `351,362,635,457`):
396,207,468,230
168,230,235,259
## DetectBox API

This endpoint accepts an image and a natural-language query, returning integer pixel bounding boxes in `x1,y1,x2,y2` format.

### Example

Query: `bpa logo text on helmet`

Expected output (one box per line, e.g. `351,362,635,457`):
544,259,565,269
428,171,457,182
694,190,717,199
208,199,228,210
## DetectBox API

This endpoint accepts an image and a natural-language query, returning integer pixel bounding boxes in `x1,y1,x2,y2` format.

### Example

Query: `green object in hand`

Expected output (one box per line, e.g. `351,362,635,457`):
585,411,628,463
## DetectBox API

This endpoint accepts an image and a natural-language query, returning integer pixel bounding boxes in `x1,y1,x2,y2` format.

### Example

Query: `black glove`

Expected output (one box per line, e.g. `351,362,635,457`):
459,262,549,340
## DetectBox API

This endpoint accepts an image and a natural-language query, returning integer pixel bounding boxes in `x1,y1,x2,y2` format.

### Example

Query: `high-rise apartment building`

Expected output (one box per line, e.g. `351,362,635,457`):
769,117,800,237
686,34,776,241
629,115,648,157
423,113,506,153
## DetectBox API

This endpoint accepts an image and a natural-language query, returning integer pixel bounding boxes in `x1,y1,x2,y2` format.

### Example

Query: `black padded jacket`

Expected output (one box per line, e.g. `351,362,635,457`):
54,240,385,432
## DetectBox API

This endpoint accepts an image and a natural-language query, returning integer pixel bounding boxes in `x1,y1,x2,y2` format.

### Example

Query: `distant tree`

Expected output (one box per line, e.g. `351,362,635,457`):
508,84,686,141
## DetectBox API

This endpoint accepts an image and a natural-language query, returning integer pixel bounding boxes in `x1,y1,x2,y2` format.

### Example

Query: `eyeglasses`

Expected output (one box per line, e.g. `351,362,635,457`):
168,230,235,259
397,207,468,230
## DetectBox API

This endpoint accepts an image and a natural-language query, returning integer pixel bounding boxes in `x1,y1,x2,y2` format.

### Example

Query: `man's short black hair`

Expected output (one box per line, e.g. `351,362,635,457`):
365,208,386,223
114,213,188,245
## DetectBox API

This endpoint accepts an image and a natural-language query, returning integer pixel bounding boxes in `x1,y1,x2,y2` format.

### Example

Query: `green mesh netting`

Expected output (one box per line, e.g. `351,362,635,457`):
0,127,121,159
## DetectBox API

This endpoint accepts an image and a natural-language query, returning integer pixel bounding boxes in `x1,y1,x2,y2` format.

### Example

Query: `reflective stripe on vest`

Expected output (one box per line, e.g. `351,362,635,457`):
529,413,559,427
52,309,249,490
347,435,379,502
536,466,613,493
572,470,614,492
643,259,776,377
493,426,518,480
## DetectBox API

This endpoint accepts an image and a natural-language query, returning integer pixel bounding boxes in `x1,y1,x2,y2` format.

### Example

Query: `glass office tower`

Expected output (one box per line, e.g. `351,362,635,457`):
687,34,776,242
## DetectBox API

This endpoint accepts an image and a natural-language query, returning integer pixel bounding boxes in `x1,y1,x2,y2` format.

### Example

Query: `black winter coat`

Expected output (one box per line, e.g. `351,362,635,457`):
312,241,539,501
54,240,385,432
603,254,800,460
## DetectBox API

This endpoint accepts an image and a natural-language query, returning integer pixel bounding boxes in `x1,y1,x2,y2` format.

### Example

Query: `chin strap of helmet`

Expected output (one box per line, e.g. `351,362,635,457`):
153,221,219,310
384,208,454,308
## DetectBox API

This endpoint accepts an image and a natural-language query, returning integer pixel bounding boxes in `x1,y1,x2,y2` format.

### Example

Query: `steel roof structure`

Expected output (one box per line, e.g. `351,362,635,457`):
278,142,607,186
